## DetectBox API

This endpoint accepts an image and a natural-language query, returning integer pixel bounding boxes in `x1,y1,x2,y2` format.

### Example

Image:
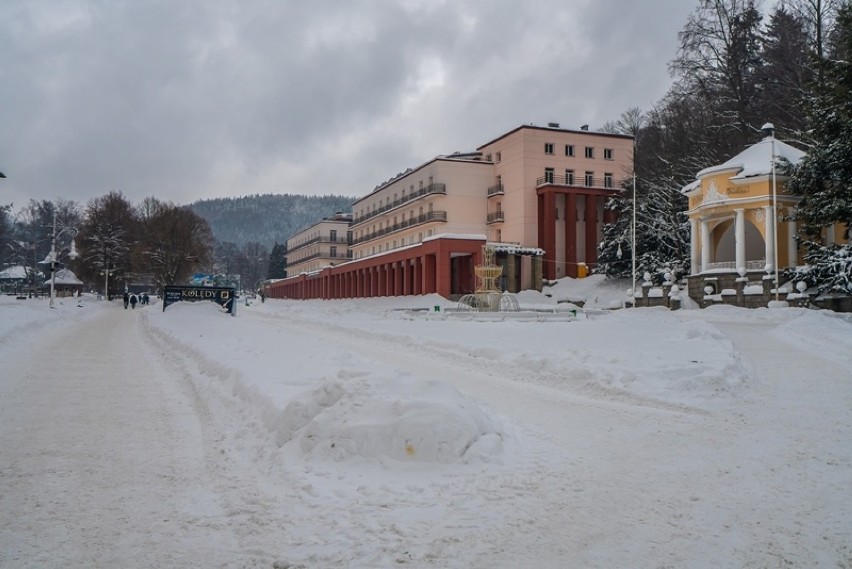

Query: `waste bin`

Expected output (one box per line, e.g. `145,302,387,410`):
577,262,588,278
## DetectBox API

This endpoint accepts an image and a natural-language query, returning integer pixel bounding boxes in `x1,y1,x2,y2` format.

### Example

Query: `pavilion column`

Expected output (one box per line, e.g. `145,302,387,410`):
826,224,836,246
690,218,699,275
787,218,797,268
764,205,775,272
700,219,711,273
735,208,746,273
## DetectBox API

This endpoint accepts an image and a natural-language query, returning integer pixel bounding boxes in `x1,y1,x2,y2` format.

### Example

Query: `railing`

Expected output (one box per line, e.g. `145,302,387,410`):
287,235,351,253
288,251,353,264
350,210,448,245
352,183,447,225
704,260,767,272
487,183,504,196
486,211,505,224
535,174,623,190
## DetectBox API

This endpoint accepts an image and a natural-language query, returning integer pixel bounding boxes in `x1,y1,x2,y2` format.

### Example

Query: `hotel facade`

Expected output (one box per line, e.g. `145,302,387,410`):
266,124,633,300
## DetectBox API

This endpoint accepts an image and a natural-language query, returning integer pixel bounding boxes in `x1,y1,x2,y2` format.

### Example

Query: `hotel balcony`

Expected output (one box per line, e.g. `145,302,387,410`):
535,174,623,190
487,183,505,197
352,183,447,226
287,235,351,254
350,210,448,246
487,211,505,224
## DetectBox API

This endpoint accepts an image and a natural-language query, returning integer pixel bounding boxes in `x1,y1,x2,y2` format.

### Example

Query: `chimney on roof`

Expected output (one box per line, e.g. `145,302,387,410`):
580,124,589,131
547,122,560,128
761,122,775,138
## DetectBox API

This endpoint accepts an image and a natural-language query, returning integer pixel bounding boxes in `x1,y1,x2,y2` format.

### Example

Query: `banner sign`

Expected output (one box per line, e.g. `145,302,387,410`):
162,286,236,314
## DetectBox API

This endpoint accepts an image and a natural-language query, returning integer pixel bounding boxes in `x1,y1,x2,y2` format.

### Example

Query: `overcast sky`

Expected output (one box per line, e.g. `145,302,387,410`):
0,0,698,210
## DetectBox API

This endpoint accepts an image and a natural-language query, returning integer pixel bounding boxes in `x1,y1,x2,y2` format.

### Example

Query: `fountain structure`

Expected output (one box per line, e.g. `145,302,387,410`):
457,245,520,312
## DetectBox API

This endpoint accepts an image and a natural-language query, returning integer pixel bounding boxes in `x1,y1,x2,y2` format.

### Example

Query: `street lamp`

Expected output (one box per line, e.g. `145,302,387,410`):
762,123,780,302
44,210,79,309
631,172,637,305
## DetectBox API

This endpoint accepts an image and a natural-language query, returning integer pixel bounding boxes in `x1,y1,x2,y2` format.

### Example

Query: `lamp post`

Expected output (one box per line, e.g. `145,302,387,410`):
762,123,780,302
631,172,637,305
45,210,79,309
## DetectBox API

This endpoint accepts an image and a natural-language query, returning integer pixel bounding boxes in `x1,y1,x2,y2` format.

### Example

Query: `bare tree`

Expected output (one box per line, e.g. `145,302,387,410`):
142,205,213,288
77,192,137,297
670,0,765,151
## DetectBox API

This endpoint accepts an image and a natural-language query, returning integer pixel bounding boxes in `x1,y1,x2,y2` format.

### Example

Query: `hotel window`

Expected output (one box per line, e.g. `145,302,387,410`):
485,153,492,161
496,229,502,242
604,148,613,160
545,142,555,155
585,146,594,158
330,246,337,257
545,168,554,183
566,169,575,185
565,144,575,157
584,171,594,186
330,229,337,241
604,173,613,188
496,152,502,162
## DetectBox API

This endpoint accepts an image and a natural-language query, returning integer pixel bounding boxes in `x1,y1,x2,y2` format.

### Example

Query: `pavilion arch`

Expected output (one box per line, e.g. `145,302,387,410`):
711,217,766,266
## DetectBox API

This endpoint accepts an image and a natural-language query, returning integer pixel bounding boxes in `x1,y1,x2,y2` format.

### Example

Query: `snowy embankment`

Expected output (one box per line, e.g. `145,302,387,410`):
142,285,747,469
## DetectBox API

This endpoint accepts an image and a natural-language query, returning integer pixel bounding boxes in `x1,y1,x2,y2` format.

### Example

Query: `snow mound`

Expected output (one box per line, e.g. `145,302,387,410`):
275,373,505,464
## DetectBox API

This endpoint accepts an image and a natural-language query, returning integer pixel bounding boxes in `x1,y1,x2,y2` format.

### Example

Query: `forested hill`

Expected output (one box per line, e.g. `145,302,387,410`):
190,193,356,248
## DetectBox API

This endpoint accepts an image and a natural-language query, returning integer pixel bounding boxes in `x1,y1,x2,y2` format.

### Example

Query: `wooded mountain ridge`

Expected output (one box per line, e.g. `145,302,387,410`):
190,193,357,249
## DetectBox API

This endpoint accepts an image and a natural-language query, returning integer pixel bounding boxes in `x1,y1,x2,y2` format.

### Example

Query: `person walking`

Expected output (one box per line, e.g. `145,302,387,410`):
129,294,138,309
123,291,129,309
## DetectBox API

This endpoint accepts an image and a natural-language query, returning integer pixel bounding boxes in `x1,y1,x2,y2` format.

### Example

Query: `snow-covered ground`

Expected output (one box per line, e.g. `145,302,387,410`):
1,276,851,568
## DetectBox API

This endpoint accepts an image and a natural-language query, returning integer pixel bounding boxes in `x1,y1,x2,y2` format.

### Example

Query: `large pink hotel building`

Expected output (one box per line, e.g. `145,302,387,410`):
267,124,633,300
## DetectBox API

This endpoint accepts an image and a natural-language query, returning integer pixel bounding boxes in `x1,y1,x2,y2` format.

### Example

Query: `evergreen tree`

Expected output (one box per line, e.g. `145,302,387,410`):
267,242,287,279
786,3,852,293
757,6,811,139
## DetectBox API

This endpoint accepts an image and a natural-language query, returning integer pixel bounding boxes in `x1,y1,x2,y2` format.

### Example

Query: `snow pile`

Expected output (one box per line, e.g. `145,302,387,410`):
543,274,633,309
152,301,506,466
275,373,504,464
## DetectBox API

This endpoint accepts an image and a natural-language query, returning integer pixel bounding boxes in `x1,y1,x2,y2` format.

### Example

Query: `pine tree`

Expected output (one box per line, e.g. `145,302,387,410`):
267,242,287,279
786,3,852,293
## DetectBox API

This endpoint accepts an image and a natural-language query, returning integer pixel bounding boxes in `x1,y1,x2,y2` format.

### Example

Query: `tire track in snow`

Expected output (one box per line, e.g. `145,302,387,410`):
0,304,269,568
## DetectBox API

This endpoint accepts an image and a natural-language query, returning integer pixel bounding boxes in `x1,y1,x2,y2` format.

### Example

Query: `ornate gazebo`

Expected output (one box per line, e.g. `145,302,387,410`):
682,126,805,303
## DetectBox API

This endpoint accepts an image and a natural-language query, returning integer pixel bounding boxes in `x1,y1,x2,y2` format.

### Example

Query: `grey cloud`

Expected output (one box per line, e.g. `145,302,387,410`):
0,0,696,209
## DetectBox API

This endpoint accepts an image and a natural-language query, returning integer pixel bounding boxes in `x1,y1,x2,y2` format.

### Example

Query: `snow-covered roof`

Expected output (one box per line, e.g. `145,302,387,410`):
696,136,805,180
43,268,83,286
0,265,29,279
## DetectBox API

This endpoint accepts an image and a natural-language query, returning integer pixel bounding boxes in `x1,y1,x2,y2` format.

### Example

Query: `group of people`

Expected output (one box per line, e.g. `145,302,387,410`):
123,291,150,309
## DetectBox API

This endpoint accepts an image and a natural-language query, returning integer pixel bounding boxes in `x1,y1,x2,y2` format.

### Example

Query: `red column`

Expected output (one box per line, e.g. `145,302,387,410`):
566,193,578,277
423,255,437,294
540,191,557,280
585,194,598,268
402,260,410,296
413,257,422,295
385,263,394,297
